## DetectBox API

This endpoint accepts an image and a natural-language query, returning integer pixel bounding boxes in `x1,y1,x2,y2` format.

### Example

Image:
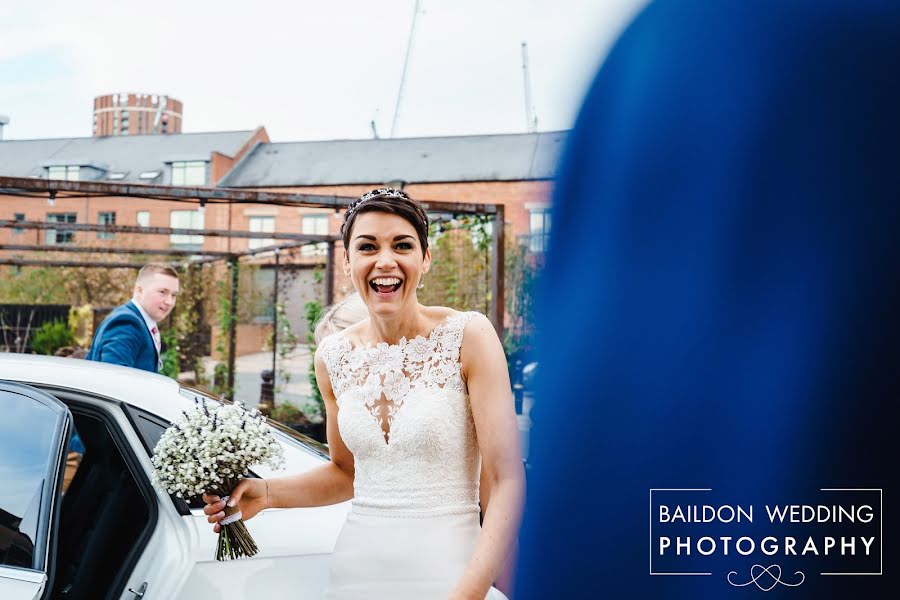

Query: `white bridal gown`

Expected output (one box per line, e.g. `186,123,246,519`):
319,311,508,600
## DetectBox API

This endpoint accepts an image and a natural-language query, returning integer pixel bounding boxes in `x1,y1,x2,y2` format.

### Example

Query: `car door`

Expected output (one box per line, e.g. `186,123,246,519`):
0,381,72,600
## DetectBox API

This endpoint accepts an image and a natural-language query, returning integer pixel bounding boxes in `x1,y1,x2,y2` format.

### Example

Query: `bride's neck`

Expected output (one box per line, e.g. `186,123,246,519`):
366,307,429,346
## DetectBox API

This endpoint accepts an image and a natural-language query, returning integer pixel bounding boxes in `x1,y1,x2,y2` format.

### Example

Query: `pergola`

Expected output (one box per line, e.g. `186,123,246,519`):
0,175,506,397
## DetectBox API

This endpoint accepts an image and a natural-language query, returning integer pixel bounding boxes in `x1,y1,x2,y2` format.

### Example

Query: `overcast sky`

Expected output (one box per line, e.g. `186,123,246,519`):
1,0,646,142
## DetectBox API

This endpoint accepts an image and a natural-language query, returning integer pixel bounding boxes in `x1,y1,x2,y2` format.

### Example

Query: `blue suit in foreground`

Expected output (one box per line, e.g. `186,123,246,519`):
517,0,899,597
86,301,158,373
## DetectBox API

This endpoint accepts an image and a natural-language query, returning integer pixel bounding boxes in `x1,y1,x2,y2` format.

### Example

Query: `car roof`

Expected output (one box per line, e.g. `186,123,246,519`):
0,353,187,421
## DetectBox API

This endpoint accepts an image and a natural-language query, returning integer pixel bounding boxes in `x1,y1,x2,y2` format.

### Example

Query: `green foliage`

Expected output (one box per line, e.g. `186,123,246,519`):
214,262,239,399
504,242,543,360
68,304,94,348
269,402,308,426
304,299,325,418
419,216,492,313
419,215,543,363
0,267,69,304
212,362,230,397
30,320,74,356
172,263,213,386
159,326,180,378
273,302,299,392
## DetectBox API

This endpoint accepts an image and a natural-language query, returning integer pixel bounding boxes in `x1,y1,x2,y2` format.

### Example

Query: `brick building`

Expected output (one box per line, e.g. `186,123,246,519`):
1,129,561,254
93,93,183,137
1,128,563,353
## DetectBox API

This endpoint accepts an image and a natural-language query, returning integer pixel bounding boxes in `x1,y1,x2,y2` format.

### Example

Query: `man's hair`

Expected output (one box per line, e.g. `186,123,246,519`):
136,263,179,285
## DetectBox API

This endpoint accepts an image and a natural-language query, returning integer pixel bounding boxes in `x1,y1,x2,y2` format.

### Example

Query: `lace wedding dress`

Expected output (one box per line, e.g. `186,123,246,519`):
319,311,508,600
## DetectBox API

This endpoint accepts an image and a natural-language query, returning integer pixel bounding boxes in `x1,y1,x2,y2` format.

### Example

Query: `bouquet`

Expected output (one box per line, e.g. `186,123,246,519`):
151,398,285,560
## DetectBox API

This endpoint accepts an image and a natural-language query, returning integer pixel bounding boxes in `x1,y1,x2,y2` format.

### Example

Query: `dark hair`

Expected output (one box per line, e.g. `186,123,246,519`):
341,188,429,256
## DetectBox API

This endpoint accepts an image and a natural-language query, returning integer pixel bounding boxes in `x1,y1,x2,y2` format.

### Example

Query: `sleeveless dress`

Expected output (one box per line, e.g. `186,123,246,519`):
319,311,508,600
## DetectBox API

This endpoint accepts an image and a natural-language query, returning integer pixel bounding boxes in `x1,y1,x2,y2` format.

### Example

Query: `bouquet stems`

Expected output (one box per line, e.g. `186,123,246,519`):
213,478,259,561
216,507,259,560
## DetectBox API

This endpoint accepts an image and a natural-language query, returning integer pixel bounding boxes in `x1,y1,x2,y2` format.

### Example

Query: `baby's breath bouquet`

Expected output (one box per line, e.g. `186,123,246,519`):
151,398,285,560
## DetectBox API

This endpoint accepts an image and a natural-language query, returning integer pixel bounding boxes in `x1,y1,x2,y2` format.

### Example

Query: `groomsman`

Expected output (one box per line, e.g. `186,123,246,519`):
86,264,179,372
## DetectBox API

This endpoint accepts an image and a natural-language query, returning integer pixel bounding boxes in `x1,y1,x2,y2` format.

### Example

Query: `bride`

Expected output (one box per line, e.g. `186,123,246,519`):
204,188,525,599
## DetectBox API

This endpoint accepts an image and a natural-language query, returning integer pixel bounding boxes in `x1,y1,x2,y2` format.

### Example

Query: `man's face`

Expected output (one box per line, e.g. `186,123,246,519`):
134,273,179,322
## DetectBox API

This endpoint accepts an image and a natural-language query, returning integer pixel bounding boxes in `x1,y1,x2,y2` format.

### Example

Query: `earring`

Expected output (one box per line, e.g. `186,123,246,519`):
417,281,425,290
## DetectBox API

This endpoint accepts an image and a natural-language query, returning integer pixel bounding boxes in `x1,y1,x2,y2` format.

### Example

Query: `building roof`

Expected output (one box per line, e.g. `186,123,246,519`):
217,130,566,187
0,130,256,183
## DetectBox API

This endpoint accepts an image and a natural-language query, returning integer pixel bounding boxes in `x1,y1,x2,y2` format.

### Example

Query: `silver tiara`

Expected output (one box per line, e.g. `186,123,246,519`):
345,187,427,225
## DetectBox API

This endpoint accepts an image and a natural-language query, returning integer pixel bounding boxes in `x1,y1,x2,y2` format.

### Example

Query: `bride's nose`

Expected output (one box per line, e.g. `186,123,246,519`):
375,249,397,269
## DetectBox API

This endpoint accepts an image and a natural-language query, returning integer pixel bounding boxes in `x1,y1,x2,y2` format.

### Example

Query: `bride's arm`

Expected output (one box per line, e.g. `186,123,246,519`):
204,349,354,530
453,314,526,599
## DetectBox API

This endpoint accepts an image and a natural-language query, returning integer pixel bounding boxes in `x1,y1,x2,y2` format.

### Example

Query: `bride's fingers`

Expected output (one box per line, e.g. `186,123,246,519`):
207,510,225,524
213,523,221,534
203,500,225,516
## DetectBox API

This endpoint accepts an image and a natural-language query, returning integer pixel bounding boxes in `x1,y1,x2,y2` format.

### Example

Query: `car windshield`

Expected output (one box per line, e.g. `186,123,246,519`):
178,386,329,459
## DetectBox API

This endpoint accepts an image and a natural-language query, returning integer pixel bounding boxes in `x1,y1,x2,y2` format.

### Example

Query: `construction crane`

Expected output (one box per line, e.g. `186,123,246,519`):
521,42,538,133
391,0,422,138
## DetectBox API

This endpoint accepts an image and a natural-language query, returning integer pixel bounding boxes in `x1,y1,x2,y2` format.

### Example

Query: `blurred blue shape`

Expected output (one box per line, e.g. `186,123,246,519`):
516,0,900,597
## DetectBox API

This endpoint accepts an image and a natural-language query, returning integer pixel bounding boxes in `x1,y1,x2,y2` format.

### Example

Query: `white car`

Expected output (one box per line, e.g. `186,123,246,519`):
0,353,350,600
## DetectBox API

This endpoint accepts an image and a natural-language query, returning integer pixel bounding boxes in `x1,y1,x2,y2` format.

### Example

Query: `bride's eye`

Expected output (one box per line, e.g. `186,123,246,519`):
395,242,414,250
358,243,376,251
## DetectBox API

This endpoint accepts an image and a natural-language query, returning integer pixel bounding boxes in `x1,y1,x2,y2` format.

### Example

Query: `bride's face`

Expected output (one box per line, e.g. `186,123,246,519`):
344,211,431,318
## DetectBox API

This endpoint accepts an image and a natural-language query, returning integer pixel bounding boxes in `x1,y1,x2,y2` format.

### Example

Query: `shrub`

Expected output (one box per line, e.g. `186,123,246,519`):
31,320,75,356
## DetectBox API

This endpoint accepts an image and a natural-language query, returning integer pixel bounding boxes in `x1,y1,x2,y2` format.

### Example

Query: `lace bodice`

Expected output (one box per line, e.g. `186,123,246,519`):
319,311,480,518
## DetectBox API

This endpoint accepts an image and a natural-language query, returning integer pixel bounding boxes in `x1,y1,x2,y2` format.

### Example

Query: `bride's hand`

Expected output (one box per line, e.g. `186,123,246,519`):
202,478,268,533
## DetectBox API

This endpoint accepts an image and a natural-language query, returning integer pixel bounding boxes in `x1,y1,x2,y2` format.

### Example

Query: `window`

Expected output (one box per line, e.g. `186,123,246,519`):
170,210,204,246
171,161,206,186
47,166,80,181
529,209,551,253
46,213,77,245
139,171,160,180
0,386,65,569
98,212,116,240
251,268,275,322
301,214,329,256
136,211,150,227
248,216,275,250
13,213,25,234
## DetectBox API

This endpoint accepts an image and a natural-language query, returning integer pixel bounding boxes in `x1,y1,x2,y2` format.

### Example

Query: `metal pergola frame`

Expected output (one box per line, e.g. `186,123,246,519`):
0,176,505,400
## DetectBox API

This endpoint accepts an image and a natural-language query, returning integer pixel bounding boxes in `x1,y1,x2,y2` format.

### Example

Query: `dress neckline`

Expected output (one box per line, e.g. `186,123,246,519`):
336,311,465,353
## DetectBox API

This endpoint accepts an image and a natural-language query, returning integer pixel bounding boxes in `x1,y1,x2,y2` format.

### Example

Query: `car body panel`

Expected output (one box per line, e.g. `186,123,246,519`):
0,566,46,600
0,353,350,600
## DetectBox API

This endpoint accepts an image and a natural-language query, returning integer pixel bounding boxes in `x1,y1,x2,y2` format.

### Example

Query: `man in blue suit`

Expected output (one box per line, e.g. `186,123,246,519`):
86,264,179,372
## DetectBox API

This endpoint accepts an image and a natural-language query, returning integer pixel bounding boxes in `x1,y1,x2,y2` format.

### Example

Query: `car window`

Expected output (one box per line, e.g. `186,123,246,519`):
0,385,68,570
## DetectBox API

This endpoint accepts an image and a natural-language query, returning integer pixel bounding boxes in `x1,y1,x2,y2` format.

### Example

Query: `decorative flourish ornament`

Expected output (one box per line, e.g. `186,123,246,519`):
727,565,805,591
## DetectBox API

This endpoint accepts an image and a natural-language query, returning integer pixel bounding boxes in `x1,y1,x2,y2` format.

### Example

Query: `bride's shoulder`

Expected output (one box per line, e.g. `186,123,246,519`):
318,318,370,351
422,306,492,340
421,306,485,330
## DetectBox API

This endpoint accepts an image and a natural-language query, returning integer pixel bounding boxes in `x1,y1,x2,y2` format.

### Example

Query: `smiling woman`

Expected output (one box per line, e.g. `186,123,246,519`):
205,188,525,599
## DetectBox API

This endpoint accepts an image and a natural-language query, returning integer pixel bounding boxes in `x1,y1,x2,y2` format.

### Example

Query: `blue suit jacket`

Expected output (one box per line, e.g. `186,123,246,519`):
85,301,159,372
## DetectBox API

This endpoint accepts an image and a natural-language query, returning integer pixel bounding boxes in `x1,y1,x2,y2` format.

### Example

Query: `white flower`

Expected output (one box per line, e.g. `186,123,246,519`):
382,370,410,401
367,343,402,374
151,399,285,498
404,335,433,363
